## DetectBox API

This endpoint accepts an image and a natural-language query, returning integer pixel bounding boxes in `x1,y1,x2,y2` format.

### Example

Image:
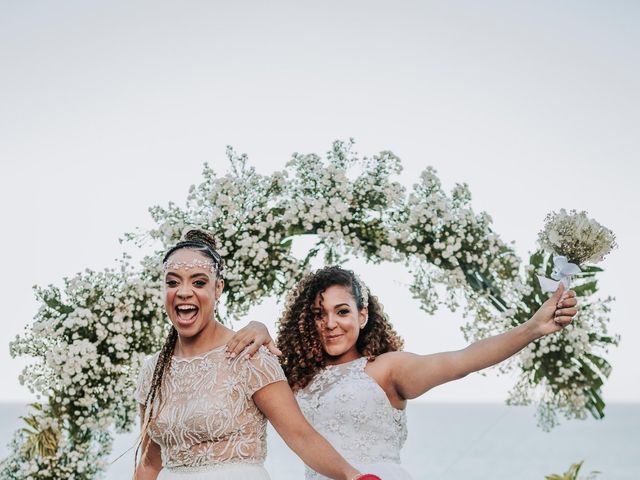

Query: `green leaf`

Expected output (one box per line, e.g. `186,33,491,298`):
581,265,604,273
572,280,597,295
585,353,613,378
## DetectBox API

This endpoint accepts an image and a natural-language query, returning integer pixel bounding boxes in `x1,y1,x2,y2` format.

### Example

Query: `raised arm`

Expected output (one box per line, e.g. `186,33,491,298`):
134,405,163,480
387,285,577,400
253,381,360,480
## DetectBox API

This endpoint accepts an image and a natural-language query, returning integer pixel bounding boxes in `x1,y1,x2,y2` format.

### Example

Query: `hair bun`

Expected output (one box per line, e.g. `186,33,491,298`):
182,229,218,250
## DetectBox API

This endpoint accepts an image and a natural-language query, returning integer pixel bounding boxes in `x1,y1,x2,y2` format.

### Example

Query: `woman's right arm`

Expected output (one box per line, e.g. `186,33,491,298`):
253,381,360,480
386,286,577,400
134,405,163,480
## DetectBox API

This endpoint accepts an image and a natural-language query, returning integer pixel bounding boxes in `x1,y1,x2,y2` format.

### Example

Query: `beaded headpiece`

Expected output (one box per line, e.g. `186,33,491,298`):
162,239,224,278
162,258,221,276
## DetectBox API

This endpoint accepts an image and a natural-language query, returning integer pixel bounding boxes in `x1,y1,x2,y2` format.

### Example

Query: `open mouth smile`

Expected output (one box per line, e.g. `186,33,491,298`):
175,304,199,326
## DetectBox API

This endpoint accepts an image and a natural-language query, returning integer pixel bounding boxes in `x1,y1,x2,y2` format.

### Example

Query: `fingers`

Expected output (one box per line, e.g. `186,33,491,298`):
553,315,573,328
224,321,276,360
555,307,577,318
557,297,577,309
243,340,262,358
228,340,279,360
553,288,577,330
266,340,283,357
226,333,278,359
236,340,281,360
554,301,577,328
244,340,282,358
556,290,577,309
551,283,565,302
225,337,239,357
225,334,254,358
559,288,576,302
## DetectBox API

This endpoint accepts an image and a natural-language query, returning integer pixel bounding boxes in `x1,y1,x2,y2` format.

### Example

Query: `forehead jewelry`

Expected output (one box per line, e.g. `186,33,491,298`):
163,259,221,276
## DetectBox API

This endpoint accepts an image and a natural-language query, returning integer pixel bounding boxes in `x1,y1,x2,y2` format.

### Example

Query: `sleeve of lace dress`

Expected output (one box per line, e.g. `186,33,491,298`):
134,353,158,405
242,347,287,398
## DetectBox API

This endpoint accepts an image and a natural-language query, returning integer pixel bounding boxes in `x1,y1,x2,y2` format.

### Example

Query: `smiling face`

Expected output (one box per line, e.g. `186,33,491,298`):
163,248,223,338
313,284,368,365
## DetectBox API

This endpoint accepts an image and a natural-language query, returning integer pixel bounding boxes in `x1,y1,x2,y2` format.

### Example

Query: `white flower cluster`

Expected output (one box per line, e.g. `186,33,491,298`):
538,209,617,265
399,168,521,314
2,260,167,479
3,141,618,476
0,403,112,479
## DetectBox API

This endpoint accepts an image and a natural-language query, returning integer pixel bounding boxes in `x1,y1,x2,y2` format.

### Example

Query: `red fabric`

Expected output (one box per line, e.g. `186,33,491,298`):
357,475,382,480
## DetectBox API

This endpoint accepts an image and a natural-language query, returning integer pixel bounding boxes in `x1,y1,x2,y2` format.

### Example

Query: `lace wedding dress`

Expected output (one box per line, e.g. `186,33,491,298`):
296,357,412,479
135,345,286,479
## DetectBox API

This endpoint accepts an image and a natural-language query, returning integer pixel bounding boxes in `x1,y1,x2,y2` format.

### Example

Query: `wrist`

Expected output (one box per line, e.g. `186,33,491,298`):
521,318,544,341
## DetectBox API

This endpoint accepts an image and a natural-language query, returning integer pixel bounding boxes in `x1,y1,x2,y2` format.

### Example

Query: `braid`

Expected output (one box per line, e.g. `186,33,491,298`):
134,327,178,474
146,327,178,417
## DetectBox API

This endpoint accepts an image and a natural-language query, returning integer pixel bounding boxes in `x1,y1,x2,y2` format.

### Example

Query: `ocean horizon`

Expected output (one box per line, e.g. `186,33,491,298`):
1,402,638,479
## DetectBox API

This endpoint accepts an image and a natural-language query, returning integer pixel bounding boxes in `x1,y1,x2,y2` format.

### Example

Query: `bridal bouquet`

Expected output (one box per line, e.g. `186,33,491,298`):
536,209,617,291
506,209,618,428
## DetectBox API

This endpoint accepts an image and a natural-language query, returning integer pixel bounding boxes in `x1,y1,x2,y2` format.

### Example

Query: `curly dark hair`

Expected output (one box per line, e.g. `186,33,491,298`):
276,265,404,391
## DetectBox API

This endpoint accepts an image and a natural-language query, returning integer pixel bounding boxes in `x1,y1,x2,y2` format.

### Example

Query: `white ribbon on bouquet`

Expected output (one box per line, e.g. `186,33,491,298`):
537,255,582,292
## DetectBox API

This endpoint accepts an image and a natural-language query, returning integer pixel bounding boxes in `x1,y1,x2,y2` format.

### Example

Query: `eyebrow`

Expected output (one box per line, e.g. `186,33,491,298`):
312,303,351,312
165,272,210,279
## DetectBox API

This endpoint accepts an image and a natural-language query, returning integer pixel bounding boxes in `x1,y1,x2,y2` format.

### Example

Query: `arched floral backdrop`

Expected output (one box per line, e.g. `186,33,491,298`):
1,141,618,479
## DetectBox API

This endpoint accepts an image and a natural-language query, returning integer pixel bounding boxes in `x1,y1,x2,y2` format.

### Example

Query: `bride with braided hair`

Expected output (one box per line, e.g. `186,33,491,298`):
133,230,379,480
227,265,579,479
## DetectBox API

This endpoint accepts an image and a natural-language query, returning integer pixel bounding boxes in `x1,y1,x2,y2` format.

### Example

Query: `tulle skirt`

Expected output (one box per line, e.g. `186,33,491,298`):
158,463,270,480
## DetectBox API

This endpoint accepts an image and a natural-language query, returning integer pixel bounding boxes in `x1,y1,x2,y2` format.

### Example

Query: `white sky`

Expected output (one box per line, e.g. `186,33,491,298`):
0,1,638,405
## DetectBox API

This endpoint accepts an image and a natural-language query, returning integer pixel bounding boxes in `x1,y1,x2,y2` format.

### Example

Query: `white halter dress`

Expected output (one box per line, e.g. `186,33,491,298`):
296,357,412,479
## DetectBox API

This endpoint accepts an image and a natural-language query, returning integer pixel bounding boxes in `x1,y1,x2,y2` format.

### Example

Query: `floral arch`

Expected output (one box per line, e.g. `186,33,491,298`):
1,141,617,479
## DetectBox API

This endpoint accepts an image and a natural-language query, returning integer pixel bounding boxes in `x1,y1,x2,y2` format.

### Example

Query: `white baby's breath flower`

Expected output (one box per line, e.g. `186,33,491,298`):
538,209,617,265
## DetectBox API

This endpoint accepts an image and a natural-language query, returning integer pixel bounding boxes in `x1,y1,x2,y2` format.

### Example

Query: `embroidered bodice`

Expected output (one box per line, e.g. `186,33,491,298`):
296,357,408,479
135,345,286,470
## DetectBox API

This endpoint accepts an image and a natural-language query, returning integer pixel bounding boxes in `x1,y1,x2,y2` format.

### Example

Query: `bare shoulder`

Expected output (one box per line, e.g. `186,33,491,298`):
373,351,420,365
366,351,419,375
364,352,417,409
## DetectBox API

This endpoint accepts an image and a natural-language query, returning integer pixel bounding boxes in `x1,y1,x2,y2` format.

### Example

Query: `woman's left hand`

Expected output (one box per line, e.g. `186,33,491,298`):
529,284,578,337
226,321,281,359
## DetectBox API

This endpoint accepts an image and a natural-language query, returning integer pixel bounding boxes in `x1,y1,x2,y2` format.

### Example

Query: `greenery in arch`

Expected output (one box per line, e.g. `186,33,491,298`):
1,140,618,479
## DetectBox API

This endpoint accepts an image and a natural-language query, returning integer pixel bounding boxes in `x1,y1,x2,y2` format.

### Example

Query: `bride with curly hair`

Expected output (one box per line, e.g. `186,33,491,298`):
228,265,578,479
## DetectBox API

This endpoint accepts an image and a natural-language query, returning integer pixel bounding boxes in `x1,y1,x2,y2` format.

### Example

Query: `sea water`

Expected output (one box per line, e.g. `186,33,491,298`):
1,403,638,479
